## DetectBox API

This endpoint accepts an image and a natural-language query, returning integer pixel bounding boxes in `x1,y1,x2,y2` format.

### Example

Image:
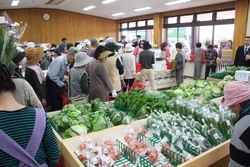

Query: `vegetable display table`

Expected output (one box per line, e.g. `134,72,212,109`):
60,118,230,167
135,70,176,90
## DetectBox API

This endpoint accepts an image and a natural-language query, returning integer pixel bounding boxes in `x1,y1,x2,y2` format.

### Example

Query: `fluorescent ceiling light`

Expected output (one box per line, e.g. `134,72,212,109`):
11,0,19,6
134,7,152,12
165,0,191,5
83,6,96,11
111,12,125,16
101,0,117,4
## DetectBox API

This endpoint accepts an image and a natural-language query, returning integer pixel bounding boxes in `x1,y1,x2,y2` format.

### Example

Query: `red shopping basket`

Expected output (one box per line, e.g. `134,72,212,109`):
129,80,146,92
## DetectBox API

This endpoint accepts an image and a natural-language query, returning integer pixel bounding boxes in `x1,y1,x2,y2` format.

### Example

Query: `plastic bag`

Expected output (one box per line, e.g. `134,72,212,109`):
129,80,146,92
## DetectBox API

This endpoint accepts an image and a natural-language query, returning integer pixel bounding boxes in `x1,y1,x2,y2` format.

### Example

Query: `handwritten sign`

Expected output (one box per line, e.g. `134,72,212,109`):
221,49,233,60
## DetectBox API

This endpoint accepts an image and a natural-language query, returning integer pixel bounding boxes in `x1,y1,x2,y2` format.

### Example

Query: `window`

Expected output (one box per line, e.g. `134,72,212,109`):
121,23,127,29
197,12,213,22
164,9,235,55
129,22,136,28
147,19,154,26
119,18,154,42
180,15,193,23
138,21,146,27
168,17,177,24
217,10,235,20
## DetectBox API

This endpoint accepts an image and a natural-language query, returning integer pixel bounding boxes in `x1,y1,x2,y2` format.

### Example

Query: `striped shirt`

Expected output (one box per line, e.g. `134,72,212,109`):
0,107,60,166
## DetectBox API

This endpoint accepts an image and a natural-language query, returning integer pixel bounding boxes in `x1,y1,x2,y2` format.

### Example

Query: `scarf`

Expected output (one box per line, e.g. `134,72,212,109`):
27,64,45,84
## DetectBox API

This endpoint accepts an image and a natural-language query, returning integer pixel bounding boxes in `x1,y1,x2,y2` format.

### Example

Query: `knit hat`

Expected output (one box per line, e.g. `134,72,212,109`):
74,52,92,67
12,49,25,64
25,47,44,66
221,81,250,107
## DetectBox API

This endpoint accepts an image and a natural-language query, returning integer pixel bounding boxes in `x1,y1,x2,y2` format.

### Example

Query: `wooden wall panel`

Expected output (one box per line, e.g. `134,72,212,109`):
233,0,249,58
0,9,117,44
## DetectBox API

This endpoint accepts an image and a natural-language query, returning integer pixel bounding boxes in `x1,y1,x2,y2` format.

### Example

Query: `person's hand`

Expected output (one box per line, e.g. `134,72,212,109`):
62,84,68,93
121,79,126,88
112,89,117,98
245,54,250,61
41,98,47,106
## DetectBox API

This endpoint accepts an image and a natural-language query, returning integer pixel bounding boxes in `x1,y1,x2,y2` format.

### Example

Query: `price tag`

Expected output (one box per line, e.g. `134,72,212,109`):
226,120,231,126
103,148,108,154
213,133,220,139
103,156,113,164
91,157,98,164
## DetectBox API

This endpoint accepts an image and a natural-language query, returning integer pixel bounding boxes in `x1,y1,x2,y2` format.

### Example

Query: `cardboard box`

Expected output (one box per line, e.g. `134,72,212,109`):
234,70,250,82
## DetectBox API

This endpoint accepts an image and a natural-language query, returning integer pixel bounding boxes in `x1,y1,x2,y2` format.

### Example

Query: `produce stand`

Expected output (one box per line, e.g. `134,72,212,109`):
59,117,231,167
61,119,145,167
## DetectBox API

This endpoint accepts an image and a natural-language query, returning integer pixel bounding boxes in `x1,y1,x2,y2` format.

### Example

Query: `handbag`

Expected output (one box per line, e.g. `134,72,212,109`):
61,92,69,107
69,94,88,105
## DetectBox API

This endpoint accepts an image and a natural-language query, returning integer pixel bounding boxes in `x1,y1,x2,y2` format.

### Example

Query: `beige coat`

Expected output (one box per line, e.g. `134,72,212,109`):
104,56,121,92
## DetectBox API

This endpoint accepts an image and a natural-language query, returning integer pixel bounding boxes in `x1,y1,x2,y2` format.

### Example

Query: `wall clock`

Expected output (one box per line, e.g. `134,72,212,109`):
43,13,50,20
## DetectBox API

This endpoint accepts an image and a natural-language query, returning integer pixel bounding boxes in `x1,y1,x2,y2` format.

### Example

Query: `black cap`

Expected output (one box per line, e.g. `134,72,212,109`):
12,50,25,64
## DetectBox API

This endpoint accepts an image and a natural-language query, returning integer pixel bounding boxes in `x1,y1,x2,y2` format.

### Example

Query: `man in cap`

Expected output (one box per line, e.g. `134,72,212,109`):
46,47,79,111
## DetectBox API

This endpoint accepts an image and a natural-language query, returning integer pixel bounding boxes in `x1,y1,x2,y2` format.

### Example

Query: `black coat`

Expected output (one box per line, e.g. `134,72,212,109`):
25,68,46,100
234,45,250,67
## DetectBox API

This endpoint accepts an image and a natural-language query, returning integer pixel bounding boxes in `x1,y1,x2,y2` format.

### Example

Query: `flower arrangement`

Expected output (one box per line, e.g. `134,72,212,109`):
0,11,27,66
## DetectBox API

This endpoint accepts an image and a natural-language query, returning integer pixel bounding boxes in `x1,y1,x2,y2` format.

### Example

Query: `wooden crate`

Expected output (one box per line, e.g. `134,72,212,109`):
178,140,230,167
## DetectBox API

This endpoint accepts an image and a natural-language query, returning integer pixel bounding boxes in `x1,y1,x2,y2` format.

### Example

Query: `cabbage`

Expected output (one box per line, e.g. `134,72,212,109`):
196,81,206,88
223,75,233,81
174,89,184,96
212,87,222,95
217,81,224,89
63,124,88,138
179,83,189,90
204,91,212,99
91,114,114,132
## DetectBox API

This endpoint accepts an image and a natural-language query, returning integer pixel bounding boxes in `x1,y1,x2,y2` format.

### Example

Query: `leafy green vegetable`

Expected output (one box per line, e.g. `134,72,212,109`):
63,124,88,138
91,114,114,132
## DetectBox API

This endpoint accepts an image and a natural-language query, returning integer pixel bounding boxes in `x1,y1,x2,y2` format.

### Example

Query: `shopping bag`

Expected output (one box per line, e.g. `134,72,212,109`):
201,56,207,63
61,92,69,107
69,94,88,105
129,80,146,92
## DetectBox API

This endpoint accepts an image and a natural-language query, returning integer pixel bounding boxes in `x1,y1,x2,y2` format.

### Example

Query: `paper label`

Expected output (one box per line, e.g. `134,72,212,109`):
226,120,231,126
0,16,5,23
213,133,220,139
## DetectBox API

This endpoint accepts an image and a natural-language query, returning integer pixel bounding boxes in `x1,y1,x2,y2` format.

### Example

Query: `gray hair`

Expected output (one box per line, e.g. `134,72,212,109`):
68,47,79,56
90,38,99,47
